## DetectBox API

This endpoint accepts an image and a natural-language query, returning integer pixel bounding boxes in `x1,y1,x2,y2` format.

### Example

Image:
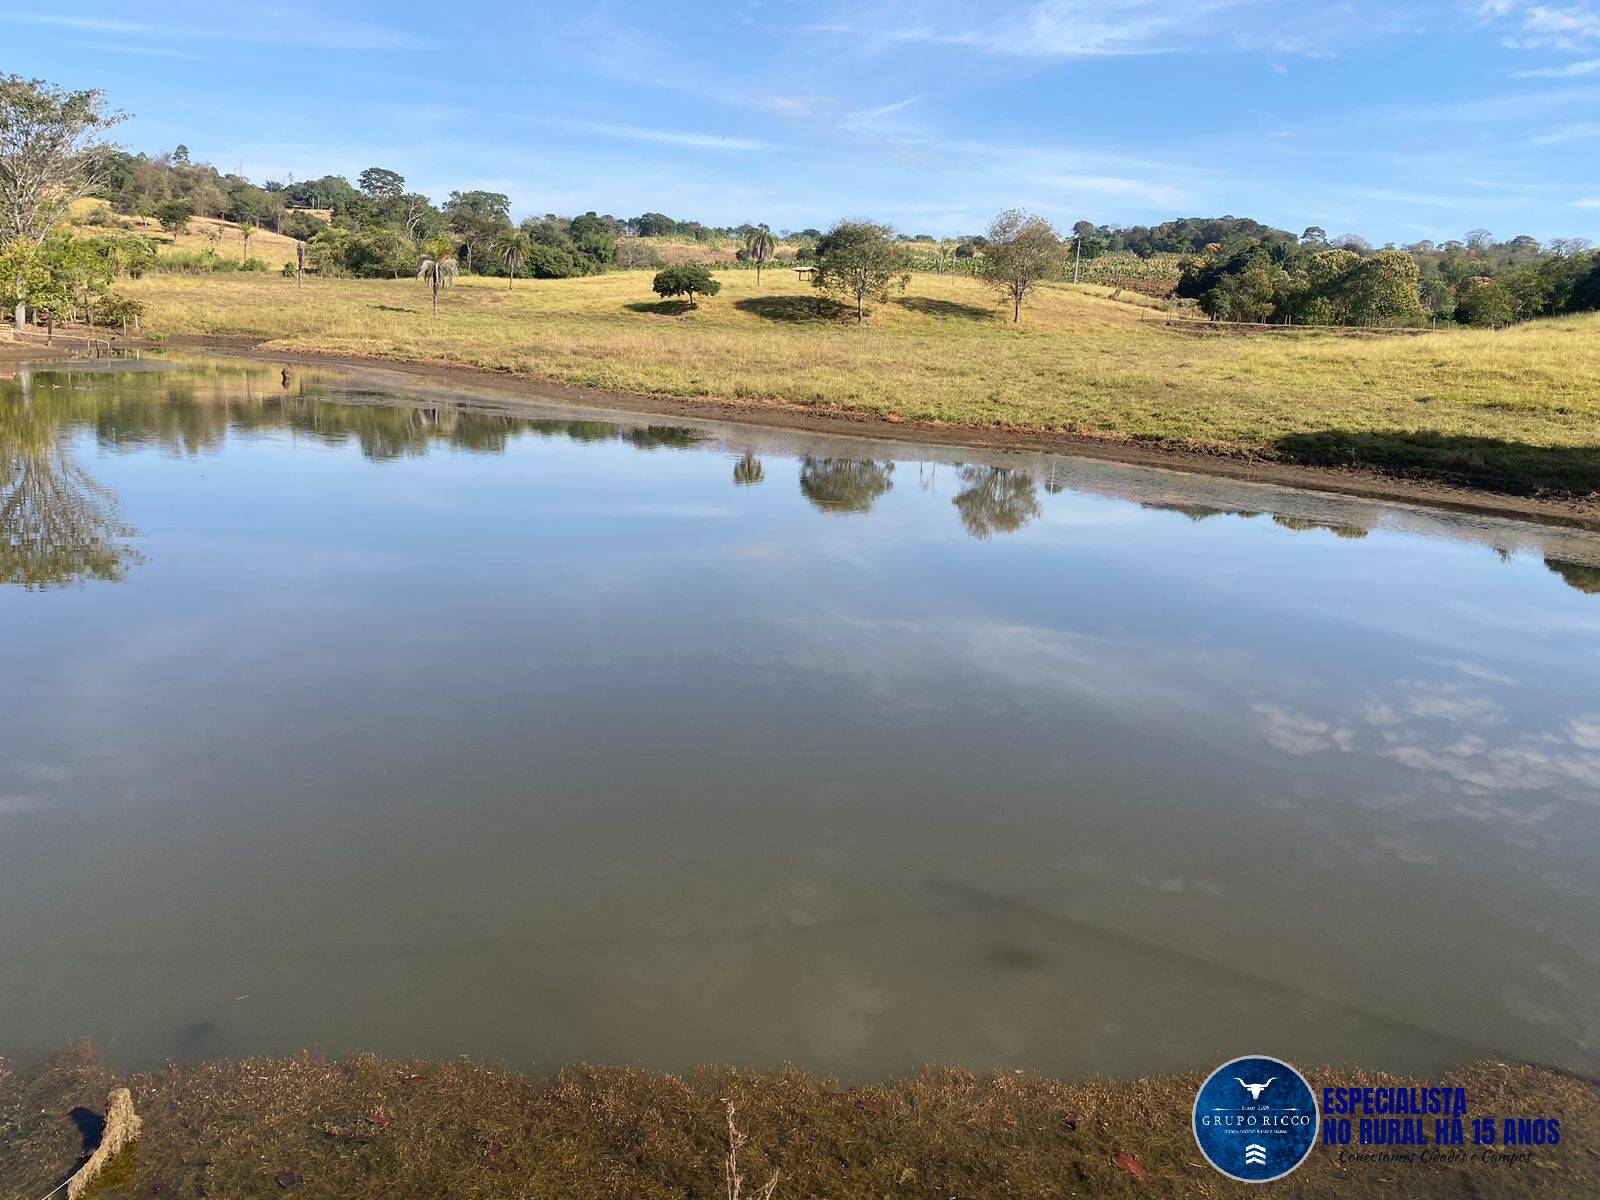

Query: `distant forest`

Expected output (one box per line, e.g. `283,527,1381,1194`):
94,145,1600,328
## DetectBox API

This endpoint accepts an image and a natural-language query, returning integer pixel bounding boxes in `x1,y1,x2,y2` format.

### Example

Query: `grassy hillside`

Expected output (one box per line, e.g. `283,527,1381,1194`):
70,198,305,270
122,268,1600,495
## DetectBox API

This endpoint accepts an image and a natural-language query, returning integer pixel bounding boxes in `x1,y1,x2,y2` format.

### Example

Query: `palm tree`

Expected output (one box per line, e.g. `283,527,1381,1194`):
497,230,533,290
238,221,257,263
743,224,776,286
416,236,459,316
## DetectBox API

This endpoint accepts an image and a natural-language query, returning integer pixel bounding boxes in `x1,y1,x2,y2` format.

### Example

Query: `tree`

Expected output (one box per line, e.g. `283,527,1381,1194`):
497,229,532,289
237,220,257,263
0,75,123,330
154,199,191,234
358,166,405,200
652,263,720,307
1301,226,1328,246
743,224,776,286
444,189,511,274
981,209,1068,322
1465,228,1494,255
810,220,909,323
416,235,458,316
1339,250,1424,326
1456,280,1516,328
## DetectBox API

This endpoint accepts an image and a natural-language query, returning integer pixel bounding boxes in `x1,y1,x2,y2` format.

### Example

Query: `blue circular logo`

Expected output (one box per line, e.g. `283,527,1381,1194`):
1192,1055,1319,1182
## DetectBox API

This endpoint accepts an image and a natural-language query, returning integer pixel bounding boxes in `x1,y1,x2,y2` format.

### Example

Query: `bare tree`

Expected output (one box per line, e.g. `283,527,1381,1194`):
0,75,123,330
980,209,1068,322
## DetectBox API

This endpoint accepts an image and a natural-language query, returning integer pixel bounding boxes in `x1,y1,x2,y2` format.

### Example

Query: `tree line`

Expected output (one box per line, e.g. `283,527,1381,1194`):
4,74,1597,334
1174,224,1599,328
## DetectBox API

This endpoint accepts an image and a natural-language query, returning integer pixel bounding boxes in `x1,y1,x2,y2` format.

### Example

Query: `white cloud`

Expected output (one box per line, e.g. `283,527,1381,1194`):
1514,55,1600,73
548,120,773,152
1473,0,1600,49
0,7,422,51
763,95,834,118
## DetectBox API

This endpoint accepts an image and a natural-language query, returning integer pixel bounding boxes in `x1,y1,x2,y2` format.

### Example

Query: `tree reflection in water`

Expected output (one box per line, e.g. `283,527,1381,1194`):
798,457,894,513
951,465,1040,539
1,372,142,590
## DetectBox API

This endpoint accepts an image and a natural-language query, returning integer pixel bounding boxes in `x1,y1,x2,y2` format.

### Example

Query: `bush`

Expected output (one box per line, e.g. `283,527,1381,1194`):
95,293,146,330
526,243,585,279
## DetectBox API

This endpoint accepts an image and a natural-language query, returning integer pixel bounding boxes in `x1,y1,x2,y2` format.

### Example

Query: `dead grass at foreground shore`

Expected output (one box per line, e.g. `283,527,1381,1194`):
4,1045,1597,1199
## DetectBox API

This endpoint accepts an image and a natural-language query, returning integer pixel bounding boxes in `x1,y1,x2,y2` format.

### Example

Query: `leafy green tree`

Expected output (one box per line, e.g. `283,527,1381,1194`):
237,221,257,263
497,229,532,289
811,220,909,323
416,235,458,316
154,199,192,233
444,190,511,273
1456,280,1516,328
743,224,776,285
0,75,123,329
651,263,720,307
1340,250,1425,326
981,209,1068,322
358,166,405,199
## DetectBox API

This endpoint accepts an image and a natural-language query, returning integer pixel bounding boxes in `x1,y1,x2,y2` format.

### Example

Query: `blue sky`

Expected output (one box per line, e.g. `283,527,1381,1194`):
6,1,1600,242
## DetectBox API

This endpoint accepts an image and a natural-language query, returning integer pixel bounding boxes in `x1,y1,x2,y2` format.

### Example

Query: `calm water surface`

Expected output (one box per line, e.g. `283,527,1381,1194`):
2,357,1598,1079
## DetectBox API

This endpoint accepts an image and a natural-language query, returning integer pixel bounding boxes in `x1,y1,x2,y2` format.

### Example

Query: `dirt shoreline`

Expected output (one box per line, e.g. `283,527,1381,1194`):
16,331,1600,532
5,1046,1597,1199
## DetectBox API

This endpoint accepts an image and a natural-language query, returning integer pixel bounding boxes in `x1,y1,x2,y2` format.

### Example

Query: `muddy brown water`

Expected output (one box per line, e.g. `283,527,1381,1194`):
2,356,1598,1080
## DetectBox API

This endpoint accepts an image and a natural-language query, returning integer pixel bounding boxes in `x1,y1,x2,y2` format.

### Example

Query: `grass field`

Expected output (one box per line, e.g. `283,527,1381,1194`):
120,267,1600,496
70,199,306,269
6,1045,1596,1200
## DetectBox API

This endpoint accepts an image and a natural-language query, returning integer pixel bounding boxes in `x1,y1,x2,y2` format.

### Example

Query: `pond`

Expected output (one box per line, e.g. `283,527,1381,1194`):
2,355,1598,1080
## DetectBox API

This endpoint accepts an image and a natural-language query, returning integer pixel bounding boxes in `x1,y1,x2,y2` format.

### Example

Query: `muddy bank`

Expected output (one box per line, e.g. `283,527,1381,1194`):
4,1046,1596,1199
109,336,1600,533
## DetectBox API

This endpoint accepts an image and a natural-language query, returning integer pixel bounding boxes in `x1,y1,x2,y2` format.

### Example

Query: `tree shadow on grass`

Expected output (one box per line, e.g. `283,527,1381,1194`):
1274,430,1600,498
894,296,994,321
625,299,696,316
733,295,855,324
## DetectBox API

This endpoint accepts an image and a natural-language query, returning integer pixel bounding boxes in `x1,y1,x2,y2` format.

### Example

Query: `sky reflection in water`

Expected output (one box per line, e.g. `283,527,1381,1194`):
2,358,1598,1080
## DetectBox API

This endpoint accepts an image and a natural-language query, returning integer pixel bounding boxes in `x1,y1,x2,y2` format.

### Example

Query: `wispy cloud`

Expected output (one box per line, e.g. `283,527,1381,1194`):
1514,55,1600,74
813,0,1413,60
82,41,212,61
1527,119,1600,143
1575,196,1600,207
549,119,773,152
1472,0,1600,50
0,7,422,51
762,94,835,118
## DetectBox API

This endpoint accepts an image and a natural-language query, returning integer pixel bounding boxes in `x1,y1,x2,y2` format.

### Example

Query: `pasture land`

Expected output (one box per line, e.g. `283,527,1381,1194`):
121,267,1600,497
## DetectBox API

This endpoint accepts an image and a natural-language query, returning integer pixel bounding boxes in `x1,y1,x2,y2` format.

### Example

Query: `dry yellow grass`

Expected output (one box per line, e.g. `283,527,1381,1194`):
7,1044,1597,1200
71,198,304,269
122,268,1600,493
